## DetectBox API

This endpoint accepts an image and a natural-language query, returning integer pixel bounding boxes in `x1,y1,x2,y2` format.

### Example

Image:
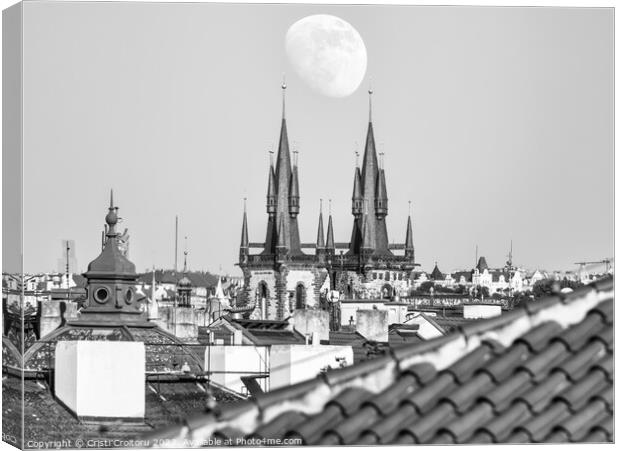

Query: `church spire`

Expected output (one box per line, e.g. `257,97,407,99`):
316,199,325,249
375,154,388,218
240,198,249,249
266,152,277,215
352,151,363,216
405,202,414,260
326,199,335,252
289,150,300,216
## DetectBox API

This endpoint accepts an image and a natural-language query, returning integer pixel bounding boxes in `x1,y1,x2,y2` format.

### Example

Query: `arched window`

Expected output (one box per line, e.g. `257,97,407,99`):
295,283,306,310
257,282,269,300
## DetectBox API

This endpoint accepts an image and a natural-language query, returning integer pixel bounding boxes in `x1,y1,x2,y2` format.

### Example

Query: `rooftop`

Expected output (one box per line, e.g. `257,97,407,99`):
143,275,613,445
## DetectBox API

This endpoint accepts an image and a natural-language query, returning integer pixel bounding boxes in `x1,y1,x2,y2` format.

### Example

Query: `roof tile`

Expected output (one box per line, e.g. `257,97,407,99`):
475,401,532,442
443,343,494,384
586,298,613,324
551,313,604,351
555,341,607,381
479,343,530,382
404,372,455,414
514,321,563,352
442,373,494,413
327,386,374,416
357,403,417,444
403,402,455,443
479,371,532,412
556,399,610,441
519,402,572,442
518,372,570,413
439,401,495,443
517,341,568,382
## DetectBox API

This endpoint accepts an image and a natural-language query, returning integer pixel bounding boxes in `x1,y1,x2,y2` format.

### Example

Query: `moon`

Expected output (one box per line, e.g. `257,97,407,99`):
285,15,367,98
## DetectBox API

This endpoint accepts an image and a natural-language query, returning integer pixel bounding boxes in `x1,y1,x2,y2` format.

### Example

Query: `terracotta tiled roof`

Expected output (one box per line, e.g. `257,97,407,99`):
143,275,613,445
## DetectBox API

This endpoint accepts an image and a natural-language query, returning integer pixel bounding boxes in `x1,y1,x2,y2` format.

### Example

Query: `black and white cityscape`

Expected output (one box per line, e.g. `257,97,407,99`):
2,2,614,449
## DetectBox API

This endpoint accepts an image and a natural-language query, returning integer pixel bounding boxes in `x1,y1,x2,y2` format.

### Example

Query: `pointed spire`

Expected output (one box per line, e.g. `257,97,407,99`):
375,165,388,217
326,200,335,251
352,165,363,216
266,154,277,215
105,188,119,237
289,151,300,216
316,199,325,249
240,198,249,249
405,202,414,252
431,262,443,281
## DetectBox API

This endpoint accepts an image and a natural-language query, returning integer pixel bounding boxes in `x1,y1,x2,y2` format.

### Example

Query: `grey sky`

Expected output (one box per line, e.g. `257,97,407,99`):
19,2,613,275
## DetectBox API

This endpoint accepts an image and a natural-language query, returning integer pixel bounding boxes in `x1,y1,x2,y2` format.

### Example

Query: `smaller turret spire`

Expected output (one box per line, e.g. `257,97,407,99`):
316,199,325,249
326,199,335,251
240,198,249,250
289,152,300,216
105,189,119,237
405,201,414,260
266,154,277,215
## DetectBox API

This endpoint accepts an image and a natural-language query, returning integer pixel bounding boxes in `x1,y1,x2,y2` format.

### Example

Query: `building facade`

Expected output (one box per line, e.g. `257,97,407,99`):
238,86,417,320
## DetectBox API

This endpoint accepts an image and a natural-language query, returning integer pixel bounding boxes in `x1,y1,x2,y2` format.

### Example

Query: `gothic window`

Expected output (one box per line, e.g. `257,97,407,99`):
379,273,383,280
295,283,306,310
257,282,269,300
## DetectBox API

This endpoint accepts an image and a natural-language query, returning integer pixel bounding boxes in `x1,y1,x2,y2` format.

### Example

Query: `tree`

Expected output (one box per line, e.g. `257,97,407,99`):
419,281,435,293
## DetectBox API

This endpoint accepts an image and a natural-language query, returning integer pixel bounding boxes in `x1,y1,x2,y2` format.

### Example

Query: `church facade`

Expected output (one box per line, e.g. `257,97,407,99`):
238,86,417,320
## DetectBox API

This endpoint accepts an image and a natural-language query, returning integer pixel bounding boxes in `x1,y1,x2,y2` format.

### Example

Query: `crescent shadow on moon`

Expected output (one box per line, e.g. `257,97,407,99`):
285,14,368,98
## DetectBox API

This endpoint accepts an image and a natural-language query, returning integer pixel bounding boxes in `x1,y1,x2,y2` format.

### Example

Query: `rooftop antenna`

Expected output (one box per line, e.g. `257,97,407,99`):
65,240,70,290
281,73,287,119
174,215,179,273
368,78,373,122
475,244,478,267
183,236,188,273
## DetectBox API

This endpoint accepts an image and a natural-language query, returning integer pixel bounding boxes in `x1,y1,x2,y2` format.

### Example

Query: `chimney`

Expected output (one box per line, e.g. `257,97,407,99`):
312,331,320,346
233,329,243,345
355,309,388,342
